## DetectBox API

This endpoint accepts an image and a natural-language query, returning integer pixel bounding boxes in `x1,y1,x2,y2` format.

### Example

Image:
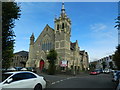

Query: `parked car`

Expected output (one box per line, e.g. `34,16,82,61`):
116,76,120,90
112,70,118,76
103,69,110,74
0,71,46,90
20,68,27,71
112,71,120,82
26,67,36,72
14,67,23,71
95,69,103,73
90,70,100,75
7,67,16,71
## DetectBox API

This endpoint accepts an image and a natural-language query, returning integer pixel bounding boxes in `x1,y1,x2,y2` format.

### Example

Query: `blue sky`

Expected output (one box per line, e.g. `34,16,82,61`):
13,2,118,62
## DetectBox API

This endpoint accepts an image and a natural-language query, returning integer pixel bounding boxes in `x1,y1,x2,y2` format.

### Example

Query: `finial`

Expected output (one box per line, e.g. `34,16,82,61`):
61,2,65,13
62,2,64,10
31,33,34,38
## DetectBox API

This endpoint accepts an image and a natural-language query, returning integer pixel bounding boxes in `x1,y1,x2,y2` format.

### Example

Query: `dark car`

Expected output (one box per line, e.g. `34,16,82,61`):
95,69,103,73
14,67,23,71
112,71,120,82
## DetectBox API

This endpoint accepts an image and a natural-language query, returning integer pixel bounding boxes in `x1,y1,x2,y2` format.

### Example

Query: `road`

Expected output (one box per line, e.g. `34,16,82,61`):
41,73,117,89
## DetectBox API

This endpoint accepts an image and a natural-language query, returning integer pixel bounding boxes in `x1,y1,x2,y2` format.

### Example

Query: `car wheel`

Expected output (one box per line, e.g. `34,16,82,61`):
34,84,42,90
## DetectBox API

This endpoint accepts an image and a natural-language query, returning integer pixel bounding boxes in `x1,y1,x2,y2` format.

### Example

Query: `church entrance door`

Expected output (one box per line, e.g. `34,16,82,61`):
39,60,44,72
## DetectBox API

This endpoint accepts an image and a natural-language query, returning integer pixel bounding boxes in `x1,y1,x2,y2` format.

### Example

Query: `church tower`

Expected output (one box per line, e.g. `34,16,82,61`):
26,33,35,67
54,3,71,67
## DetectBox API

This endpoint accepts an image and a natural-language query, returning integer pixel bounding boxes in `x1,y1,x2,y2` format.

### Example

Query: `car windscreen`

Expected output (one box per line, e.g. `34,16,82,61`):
2,73,12,81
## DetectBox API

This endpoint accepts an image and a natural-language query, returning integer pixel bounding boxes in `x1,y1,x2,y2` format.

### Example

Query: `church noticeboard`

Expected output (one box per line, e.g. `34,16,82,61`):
60,60,68,67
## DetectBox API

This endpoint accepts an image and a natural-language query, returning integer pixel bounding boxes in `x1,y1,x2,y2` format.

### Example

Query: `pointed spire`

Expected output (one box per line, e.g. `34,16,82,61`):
61,2,65,13
60,2,67,18
30,33,35,45
30,33,35,41
31,33,34,38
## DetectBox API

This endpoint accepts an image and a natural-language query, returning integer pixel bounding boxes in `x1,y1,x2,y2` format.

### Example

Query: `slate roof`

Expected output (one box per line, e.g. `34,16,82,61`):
14,51,29,57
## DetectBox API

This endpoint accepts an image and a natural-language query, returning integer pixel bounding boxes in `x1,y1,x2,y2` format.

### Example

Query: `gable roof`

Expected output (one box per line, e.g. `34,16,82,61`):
46,24,54,31
34,24,55,43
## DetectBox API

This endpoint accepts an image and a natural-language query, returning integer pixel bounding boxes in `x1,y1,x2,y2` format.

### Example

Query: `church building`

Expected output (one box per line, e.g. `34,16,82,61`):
26,3,89,72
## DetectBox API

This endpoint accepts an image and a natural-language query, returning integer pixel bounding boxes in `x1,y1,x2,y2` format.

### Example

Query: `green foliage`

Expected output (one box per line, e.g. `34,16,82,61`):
2,2,21,69
89,63,96,70
109,62,113,69
47,49,57,75
101,61,106,70
47,49,57,63
117,45,120,53
113,45,120,70
115,15,120,29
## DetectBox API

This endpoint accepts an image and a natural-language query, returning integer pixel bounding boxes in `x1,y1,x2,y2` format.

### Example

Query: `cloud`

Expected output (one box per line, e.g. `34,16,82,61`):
89,23,117,41
85,46,115,62
85,23,118,62
90,23,107,32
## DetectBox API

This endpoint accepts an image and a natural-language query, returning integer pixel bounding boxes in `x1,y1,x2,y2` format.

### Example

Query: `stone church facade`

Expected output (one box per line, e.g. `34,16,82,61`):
26,3,89,72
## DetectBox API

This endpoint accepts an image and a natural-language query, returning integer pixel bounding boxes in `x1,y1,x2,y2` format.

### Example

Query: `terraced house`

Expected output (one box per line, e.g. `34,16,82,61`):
26,3,89,73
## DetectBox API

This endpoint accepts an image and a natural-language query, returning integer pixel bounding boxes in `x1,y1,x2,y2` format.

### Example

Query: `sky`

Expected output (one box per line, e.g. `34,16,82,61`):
13,2,118,62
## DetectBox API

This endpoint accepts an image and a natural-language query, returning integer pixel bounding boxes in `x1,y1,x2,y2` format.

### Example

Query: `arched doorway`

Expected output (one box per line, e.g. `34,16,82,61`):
39,60,44,72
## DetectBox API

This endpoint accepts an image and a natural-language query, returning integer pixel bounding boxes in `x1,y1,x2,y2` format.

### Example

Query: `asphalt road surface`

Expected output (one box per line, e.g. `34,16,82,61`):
43,73,117,89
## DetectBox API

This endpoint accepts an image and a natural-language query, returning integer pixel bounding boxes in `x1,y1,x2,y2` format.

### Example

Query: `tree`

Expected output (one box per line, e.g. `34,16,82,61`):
101,61,106,70
89,63,96,70
113,45,120,70
2,2,21,69
109,62,113,69
47,49,57,75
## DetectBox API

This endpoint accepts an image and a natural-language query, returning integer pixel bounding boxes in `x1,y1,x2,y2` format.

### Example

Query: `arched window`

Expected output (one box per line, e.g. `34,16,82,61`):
42,40,53,51
42,44,43,50
42,43,45,50
57,24,59,30
50,43,52,49
62,23,64,29
47,42,48,50
48,42,50,50
45,43,47,50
